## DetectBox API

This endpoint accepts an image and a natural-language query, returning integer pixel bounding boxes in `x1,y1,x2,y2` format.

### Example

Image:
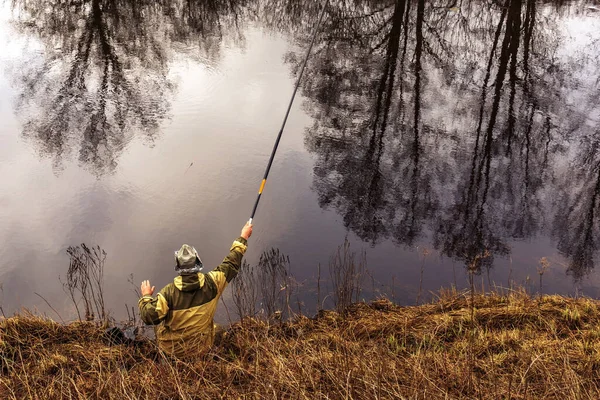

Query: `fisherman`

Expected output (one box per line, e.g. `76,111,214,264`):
138,221,253,358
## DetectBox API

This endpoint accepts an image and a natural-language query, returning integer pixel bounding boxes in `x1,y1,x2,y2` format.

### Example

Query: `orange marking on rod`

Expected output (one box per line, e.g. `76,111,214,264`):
258,179,266,194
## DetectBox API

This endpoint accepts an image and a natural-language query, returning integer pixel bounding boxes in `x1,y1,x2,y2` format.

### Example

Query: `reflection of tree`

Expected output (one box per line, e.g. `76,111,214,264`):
286,0,599,277
437,0,548,270
169,0,248,59
554,135,600,279
12,0,245,174
300,0,439,246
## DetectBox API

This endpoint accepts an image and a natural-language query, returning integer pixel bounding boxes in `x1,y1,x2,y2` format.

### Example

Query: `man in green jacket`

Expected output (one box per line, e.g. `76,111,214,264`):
138,222,253,358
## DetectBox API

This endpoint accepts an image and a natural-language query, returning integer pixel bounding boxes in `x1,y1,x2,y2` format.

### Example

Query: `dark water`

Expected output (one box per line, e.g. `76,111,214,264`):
0,0,599,320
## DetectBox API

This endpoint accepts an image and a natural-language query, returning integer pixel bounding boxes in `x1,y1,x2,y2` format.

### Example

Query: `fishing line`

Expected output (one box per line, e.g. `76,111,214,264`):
248,1,329,224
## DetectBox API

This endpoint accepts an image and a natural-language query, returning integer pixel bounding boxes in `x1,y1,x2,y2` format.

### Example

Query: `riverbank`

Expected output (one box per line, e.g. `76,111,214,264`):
2,288,600,399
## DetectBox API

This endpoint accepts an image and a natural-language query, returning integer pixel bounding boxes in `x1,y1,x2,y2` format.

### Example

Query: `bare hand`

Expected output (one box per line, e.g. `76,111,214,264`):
140,280,155,297
241,221,253,240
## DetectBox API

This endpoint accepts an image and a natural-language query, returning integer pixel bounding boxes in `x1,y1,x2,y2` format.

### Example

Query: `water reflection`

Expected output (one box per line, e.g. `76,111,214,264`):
554,135,600,279
11,0,246,174
6,0,600,281
288,0,600,278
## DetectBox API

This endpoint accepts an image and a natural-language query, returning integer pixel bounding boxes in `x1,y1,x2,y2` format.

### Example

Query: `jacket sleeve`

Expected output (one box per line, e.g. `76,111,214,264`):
208,236,248,294
138,286,171,325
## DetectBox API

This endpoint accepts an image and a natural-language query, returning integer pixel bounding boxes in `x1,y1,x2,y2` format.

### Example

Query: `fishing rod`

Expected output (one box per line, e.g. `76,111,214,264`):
248,1,329,224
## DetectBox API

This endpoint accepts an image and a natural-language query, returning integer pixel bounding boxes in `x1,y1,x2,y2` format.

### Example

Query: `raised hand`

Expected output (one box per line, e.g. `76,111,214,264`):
140,280,155,297
241,221,253,240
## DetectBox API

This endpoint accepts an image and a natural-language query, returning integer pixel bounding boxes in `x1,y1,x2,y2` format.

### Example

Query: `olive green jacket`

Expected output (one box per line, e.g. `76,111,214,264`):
138,237,247,358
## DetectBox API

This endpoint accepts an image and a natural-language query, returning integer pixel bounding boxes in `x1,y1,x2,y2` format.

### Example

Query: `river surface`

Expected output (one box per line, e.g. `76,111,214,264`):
0,0,599,321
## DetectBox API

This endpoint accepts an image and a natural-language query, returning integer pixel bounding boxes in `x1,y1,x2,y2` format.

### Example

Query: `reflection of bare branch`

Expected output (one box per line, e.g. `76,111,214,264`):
554,138,600,279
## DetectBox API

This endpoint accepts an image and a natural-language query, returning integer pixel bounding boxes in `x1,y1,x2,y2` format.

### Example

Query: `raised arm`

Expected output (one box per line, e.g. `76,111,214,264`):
208,222,253,293
138,280,170,325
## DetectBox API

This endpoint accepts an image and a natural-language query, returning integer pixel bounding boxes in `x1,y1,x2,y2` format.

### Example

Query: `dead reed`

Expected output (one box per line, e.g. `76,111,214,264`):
3,288,600,399
231,260,259,320
256,248,291,319
329,238,366,313
63,244,107,322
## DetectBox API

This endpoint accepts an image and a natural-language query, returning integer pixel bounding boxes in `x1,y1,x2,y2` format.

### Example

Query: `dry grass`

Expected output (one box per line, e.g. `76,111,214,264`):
2,289,600,399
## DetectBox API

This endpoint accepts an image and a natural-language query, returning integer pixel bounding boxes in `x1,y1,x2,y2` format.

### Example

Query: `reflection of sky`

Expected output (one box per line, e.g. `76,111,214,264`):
0,5,599,320
563,12,600,45
561,14,600,124
0,2,42,162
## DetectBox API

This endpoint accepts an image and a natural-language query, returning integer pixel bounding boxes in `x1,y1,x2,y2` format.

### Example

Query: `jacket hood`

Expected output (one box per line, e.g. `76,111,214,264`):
173,273,205,292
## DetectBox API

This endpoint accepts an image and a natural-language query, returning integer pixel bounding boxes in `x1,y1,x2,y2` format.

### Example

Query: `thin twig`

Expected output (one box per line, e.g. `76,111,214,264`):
34,292,65,323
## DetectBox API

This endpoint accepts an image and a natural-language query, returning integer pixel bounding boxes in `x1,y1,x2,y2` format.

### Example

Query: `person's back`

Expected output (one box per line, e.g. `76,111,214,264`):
138,222,252,358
